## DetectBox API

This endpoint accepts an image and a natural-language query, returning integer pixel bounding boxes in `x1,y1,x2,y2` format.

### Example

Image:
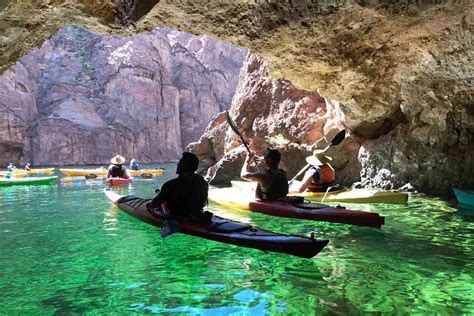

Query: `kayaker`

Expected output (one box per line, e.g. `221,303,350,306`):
290,149,335,193
147,152,210,224
24,163,31,171
130,159,139,171
241,148,289,200
107,155,130,179
7,163,16,172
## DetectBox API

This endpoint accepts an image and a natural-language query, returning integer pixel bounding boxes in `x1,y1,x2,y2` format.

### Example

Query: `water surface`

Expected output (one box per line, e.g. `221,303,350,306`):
0,164,472,314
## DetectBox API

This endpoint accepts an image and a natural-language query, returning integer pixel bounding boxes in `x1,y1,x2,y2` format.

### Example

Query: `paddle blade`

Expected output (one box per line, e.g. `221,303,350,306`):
330,129,346,147
160,220,181,238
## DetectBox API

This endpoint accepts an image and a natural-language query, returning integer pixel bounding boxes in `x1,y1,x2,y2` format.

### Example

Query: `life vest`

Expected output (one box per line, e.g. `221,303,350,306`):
308,165,335,192
110,165,125,178
256,169,289,200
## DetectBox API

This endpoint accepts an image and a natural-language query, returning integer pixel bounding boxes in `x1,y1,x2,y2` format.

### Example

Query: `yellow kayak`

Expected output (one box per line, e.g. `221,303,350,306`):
215,181,408,205
27,168,55,174
129,169,164,176
0,171,28,178
292,188,408,204
60,168,163,177
209,185,255,211
60,168,108,176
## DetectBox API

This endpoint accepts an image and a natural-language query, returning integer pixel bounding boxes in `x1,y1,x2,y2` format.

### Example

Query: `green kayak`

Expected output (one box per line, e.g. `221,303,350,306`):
0,176,58,186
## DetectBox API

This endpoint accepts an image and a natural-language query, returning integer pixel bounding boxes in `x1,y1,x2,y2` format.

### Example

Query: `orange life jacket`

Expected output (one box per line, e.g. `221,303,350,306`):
307,165,335,192
317,165,335,184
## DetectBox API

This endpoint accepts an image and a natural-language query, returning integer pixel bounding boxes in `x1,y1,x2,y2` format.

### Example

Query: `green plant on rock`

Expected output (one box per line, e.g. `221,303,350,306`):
265,133,290,149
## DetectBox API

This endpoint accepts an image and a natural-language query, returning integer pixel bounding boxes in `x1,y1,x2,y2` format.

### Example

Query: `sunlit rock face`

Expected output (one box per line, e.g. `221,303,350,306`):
148,1,474,195
0,24,247,165
188,53,359,186
0,1,471,194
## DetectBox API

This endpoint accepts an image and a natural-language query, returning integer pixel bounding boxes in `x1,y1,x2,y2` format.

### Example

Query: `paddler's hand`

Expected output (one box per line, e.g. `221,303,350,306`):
246,153,255,164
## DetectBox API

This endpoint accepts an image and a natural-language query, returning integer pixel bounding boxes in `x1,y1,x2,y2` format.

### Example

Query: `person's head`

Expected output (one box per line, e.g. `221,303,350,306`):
130,159,136,164
264,148,281,169
176,152,199,175
111,155,126,166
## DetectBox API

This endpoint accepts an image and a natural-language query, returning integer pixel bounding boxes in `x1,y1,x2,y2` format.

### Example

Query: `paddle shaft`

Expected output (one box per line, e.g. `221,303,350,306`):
289,164,310,184
226,111,252,155
226,110,259,170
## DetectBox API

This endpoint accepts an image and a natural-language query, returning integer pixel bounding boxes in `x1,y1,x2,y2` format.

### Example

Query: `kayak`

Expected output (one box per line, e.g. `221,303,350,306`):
292,187,408,204
60,168,163,177
104,190,329,258
249,199,384,228
105,177,133,186
0,171,28,178
234,180,408,204
60,168,107,176
129,169,164,176
0,176,58,186
453,188,474,207
209,185,385,228
27,168,55,174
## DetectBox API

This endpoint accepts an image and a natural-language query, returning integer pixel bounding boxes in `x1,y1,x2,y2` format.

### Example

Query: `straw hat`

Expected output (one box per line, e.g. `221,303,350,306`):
111,155,126,165
305,149,332,166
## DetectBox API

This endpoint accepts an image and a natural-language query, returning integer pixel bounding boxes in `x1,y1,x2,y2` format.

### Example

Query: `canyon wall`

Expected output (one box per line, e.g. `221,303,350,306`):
153,1,473,195
0,1,472,194
189,53,361,188
0,24,247,165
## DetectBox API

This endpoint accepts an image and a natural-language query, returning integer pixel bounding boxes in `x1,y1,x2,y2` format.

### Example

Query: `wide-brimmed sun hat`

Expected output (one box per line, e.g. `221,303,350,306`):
305,149,332,166
111,155,126,165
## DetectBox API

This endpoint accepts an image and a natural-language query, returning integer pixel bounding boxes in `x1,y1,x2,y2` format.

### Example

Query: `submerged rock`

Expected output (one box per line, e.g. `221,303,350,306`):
0,24,247,165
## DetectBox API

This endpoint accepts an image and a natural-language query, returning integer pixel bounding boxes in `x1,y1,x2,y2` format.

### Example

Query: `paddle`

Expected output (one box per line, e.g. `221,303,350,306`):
226,110,261,171
148,182,182,237
289,129,346,184
226,110,251,155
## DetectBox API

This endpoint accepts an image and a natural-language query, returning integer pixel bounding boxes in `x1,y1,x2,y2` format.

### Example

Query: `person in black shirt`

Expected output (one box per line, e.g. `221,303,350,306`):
148,152,209,222
107,155,130,179
241,149,289,200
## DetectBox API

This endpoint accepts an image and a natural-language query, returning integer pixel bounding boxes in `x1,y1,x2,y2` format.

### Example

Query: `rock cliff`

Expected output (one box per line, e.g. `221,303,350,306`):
188,53,360,187
0,24,247,165
0,1,472,194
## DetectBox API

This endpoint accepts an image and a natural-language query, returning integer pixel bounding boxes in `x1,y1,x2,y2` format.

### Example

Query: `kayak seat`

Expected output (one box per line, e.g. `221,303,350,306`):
294,202,332,209
208,219,252,233
277,196,305,204
119,195,141,203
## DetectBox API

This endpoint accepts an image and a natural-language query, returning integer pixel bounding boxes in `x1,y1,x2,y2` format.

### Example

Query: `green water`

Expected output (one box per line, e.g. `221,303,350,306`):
0,164,472,314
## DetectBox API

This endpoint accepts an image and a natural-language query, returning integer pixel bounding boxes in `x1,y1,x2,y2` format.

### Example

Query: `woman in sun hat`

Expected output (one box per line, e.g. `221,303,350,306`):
107,155,130,179
290,149,335,193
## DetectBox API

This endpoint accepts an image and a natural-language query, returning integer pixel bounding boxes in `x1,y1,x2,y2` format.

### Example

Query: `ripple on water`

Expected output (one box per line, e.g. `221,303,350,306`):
0,165,473,314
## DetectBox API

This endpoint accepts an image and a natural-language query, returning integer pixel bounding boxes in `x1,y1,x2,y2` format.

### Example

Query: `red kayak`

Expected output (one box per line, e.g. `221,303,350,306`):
249,199,385,228
104,190,329,258
105,177,133,186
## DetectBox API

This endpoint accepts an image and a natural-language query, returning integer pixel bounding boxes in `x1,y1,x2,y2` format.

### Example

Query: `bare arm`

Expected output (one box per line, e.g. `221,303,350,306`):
240,154,269,185
289,169,314,193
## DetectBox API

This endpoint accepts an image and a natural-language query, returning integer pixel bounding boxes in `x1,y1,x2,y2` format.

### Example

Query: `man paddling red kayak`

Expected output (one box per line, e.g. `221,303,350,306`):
107,155,130,179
